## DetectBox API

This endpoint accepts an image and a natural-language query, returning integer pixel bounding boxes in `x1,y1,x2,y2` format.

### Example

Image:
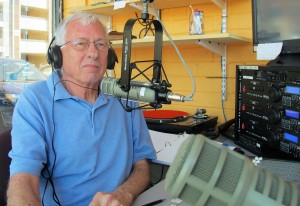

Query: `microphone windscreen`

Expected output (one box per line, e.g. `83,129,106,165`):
165,134,299,206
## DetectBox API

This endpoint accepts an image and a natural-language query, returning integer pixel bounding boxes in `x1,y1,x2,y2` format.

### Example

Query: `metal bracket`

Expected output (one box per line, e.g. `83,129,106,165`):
196,40,225,56
196,40,227,100
211,0,225,9
221,53,227,100
221,2,227,33
129,2,156,17
210,0,227,100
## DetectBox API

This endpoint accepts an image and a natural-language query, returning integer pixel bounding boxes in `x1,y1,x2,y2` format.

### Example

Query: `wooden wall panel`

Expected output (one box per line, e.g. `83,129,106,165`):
63,0,86,9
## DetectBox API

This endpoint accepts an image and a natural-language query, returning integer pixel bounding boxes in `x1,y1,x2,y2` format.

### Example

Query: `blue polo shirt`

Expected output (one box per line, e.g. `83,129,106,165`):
9,73,156,206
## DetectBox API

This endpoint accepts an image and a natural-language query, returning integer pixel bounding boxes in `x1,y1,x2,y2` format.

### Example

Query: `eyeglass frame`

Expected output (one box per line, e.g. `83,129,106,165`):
59,37,111,52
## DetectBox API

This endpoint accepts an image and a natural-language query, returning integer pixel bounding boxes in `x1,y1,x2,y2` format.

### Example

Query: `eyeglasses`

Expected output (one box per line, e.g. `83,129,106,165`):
60,38,110,51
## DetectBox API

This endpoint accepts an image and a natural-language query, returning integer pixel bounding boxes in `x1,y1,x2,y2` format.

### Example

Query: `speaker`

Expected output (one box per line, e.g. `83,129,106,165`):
47,37,118,71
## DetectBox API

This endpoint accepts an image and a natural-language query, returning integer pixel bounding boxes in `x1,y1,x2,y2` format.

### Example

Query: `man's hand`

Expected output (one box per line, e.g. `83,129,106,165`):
89,159,150,206
89,190,131,206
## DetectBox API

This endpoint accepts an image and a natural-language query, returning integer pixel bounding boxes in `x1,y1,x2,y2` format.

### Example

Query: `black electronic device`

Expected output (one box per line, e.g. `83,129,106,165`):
218,118,235,140
252,0,300,66
143,110,217,134
235,65,300,160
146,116,218,135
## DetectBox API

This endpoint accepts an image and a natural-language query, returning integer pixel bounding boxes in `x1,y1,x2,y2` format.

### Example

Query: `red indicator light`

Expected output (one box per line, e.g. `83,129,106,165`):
242,123,245,129
242,105,246,111
242,86,246,93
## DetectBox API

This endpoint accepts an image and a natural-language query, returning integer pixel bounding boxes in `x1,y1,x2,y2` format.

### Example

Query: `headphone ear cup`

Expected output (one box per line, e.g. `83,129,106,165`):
50,45,63,69
47,45,63,70
47,46,54,65
47,37,55,65
107,47,118,70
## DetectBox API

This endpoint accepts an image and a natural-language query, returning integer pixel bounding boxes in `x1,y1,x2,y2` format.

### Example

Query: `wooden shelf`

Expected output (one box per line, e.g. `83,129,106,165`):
70,0,250,49
110,33,251,48
69,0,251,54
71,0,221,15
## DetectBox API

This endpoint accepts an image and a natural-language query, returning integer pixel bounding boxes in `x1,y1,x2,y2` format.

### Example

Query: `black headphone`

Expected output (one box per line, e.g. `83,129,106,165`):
47,37,118,70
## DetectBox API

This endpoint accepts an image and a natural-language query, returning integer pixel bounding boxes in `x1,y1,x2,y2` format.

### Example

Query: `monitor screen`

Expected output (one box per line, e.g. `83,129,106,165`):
252,0,300,54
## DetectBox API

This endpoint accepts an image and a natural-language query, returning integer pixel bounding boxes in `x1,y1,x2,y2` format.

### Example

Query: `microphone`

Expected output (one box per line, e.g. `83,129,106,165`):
165,134,299,206
100,77,185,104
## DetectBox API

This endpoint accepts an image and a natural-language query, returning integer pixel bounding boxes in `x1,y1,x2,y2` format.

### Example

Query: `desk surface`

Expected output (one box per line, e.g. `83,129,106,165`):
133,180,188,206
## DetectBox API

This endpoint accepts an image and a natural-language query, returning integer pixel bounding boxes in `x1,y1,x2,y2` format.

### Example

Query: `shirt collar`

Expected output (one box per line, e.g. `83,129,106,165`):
46,71,72,101
46,72,112,107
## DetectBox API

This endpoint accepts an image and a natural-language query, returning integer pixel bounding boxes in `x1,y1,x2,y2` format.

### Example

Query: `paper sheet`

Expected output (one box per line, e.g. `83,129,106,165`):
256,42,283,60
149,130,191,165
113,1,126,10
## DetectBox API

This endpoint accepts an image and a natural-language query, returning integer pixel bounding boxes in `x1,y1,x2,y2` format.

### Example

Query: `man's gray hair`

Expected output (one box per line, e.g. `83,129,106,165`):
54,11,107,46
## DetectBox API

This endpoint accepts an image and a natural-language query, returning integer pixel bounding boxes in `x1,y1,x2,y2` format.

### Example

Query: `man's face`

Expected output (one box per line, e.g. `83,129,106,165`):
60,20,108,87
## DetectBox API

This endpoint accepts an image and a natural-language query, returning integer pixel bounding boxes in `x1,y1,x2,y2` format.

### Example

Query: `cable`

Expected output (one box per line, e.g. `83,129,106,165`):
151,2,196,102
41,72,62,206
151,164,165,185
41,72,101,205
59,79,100,92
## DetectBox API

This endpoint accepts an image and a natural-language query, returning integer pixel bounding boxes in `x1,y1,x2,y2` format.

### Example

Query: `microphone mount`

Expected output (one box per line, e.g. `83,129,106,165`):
140,0,154,21
117,0,176,111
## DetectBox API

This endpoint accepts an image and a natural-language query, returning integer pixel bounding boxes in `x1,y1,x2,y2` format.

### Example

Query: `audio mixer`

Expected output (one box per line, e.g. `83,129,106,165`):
235,65,300,160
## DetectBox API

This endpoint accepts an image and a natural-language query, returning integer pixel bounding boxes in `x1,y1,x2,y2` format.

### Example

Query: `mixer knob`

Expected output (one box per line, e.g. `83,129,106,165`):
268,109,281,124
267,131,280,147
269,87,282,102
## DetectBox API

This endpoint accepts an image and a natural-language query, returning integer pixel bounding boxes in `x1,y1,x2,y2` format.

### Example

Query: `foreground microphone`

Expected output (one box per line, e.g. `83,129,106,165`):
100,77,185,103
165,134,299,206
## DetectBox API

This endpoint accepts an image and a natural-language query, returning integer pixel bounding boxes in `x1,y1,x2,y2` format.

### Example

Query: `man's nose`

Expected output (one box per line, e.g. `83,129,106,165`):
87,43,99,59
